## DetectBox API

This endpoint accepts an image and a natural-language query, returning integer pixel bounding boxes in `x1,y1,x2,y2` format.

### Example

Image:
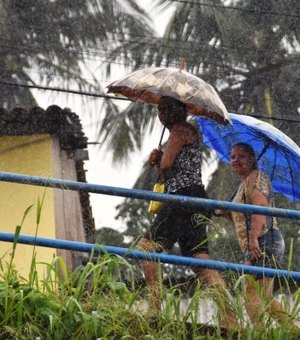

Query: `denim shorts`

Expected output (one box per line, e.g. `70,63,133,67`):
244,229,285,269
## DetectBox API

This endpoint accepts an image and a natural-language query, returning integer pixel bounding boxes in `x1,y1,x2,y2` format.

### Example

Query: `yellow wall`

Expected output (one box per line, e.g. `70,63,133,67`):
0,134,56,278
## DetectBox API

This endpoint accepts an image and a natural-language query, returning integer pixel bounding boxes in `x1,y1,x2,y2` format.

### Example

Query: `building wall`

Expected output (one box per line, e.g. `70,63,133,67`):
0,134,56,278
0,133,87,277
51,136,87,269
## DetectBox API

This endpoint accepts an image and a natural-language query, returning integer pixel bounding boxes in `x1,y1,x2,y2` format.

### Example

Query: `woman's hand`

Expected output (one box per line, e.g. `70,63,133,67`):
148,148,163,167
214,209,232,221
248,237,263,261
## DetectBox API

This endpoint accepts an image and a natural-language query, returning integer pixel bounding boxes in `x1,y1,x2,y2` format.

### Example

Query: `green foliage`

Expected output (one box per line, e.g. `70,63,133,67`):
7,204,34,280
275,196,300,272
1,248,300,338
98,103,158,164
95,227,126,248
0,0,154,111
1,194,299,337
0,253,137,338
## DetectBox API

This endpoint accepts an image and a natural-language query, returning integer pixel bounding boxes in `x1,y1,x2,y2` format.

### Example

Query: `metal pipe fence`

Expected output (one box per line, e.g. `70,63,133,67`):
0,171,299,280
0,231,299,280
1,171,300,219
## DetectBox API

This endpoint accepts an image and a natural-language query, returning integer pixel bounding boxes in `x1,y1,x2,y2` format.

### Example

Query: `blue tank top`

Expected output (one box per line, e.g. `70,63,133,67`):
165,140,203,193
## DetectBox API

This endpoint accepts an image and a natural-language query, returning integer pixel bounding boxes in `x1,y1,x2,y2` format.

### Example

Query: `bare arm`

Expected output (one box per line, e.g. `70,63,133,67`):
248,188,268,260
159,128,185,182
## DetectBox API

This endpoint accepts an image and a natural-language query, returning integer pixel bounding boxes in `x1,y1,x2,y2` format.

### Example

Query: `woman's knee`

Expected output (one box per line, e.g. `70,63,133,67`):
193,252,210,260
137,237,163,252
192,253,226,287
191,252,210,274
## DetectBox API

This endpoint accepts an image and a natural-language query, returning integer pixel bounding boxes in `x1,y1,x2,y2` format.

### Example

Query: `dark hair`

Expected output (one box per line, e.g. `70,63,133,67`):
159,96,187,126
232,142,258,169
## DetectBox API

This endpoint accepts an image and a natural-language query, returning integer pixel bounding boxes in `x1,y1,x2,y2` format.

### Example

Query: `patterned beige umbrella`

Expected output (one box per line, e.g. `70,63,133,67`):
107,60,231,125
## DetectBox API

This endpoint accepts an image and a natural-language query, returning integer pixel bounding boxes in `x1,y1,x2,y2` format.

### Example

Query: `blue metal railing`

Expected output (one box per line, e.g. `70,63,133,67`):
0,232,299,280
0,171,300,219
0,171,299,281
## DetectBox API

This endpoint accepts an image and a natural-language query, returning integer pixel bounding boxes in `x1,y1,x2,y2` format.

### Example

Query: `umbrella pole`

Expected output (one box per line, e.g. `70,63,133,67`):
158,126,166,147
153,126,166,183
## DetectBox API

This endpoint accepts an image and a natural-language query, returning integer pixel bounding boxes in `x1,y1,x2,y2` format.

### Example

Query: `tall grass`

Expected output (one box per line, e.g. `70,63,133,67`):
0,205,300,338
1,250,300,338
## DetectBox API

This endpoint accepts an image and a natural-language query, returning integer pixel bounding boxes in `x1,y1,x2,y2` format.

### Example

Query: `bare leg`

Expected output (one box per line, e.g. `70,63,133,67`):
244,275,289,326
259,277,289,324
244,276,265,326
193,253,237,329
138,237,163,311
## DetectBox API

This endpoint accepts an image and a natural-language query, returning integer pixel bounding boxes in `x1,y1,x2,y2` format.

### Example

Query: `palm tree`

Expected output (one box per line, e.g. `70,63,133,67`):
0,0,155,110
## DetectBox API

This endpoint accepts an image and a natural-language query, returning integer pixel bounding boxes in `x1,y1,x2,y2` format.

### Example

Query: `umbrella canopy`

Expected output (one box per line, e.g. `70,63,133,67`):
107,65,231,125
196,113,300,202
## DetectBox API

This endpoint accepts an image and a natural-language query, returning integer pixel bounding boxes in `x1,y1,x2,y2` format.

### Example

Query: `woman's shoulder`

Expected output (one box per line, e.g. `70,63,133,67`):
248,169,272,198
173,122,198,144
255,170,271,186
247,169,270,182
246,169,258,185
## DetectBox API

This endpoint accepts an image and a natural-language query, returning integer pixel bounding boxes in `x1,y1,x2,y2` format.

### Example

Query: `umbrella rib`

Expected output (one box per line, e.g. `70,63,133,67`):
257,142,270,161
284,149,296,202
270,145,276,180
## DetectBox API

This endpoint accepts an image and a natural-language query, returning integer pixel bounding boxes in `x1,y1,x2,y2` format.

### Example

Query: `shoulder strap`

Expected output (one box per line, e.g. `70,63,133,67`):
229,189,238,202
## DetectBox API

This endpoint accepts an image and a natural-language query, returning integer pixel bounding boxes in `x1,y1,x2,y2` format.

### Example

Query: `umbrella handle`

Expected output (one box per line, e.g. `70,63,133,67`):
158,126,166,147
151,126,166,184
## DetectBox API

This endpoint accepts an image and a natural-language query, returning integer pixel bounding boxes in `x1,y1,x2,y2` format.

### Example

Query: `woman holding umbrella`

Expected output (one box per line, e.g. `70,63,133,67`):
216,142,289,326
137,96,236,328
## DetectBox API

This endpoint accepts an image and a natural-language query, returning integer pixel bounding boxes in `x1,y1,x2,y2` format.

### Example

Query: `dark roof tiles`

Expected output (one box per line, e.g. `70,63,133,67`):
0,105,87,150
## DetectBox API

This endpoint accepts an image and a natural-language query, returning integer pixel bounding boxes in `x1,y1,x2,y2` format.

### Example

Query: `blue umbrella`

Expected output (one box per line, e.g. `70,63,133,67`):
196,113,300,202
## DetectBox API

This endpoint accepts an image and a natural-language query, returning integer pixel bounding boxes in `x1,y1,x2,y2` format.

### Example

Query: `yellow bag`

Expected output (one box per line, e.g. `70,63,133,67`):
148,183,165,214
